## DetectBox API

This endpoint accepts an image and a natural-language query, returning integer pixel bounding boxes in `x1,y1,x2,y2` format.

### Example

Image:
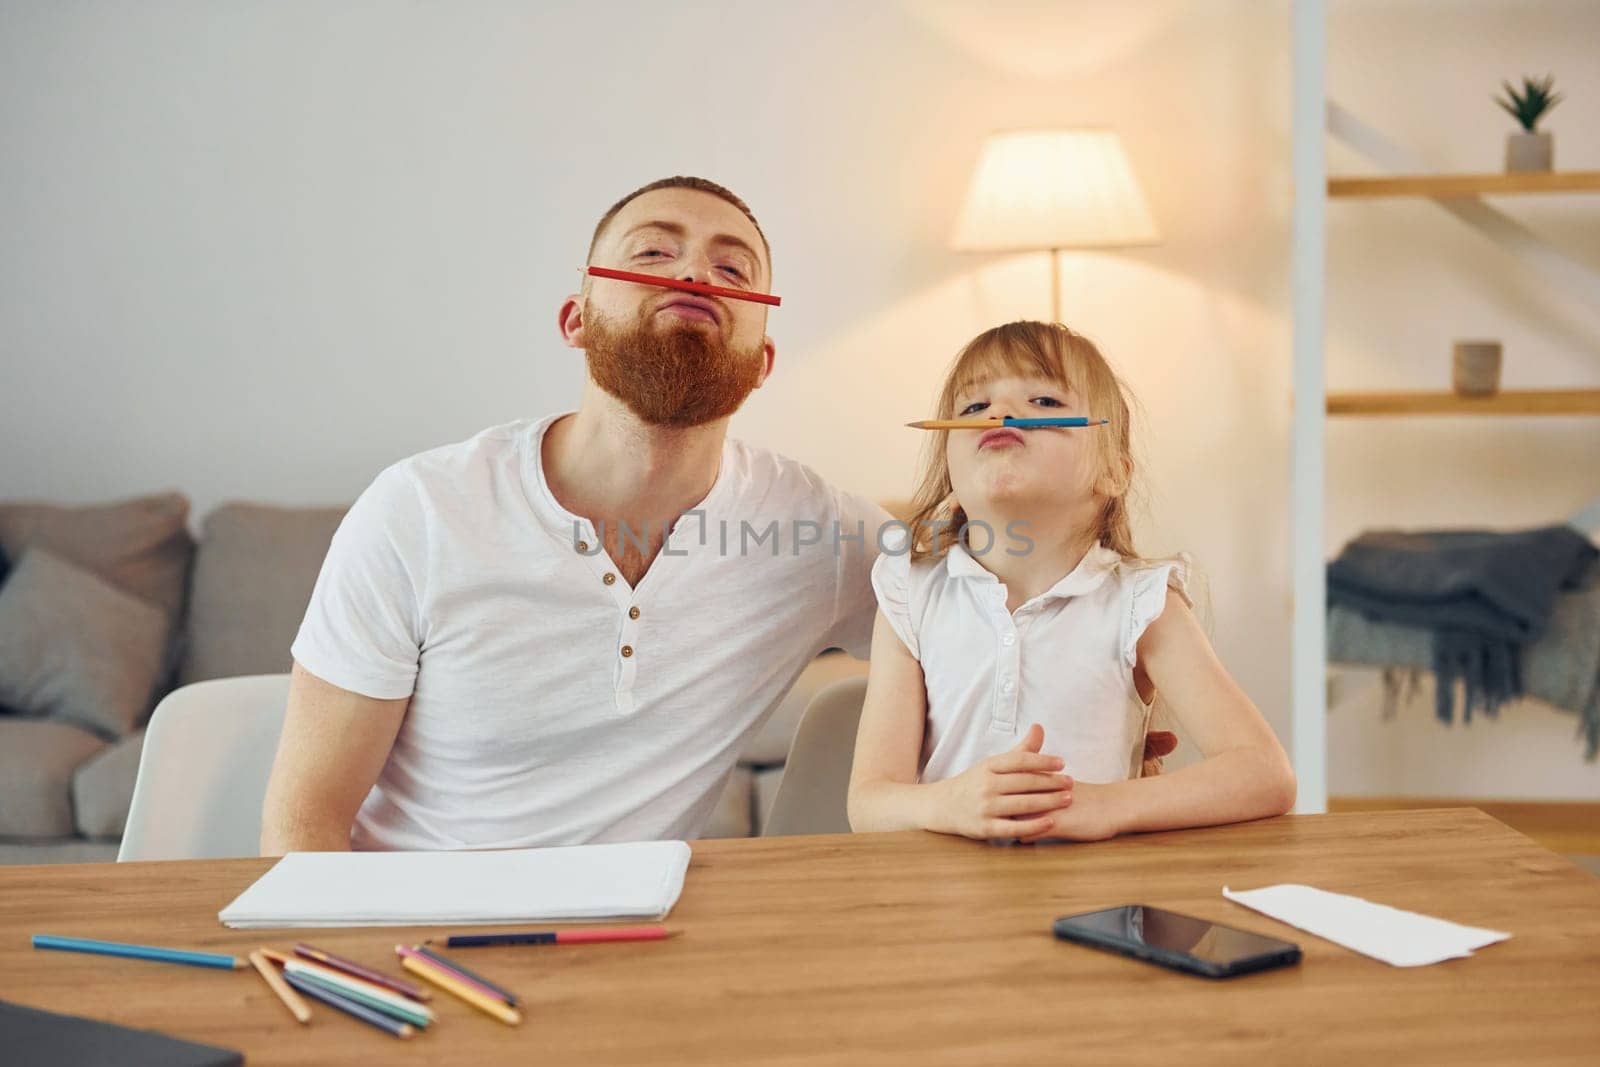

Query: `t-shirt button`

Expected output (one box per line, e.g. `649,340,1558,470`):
576,540,589,552
628,606,641,620
603,572,617,585
620,645,634,658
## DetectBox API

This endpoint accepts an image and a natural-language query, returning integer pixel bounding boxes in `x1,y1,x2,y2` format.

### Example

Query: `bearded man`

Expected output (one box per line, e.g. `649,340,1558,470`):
259,177,890,852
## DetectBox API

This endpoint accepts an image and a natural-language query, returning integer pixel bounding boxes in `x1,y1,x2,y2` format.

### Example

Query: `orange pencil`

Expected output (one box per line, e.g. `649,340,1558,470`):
249,949,311,1024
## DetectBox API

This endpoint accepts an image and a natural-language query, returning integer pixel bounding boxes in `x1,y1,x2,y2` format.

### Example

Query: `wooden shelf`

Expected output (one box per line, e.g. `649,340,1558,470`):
1327,389,1600,416
1329,171,1600,199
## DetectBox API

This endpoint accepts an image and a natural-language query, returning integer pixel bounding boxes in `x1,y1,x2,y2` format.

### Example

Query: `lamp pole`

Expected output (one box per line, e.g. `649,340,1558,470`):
1049,248,1061,323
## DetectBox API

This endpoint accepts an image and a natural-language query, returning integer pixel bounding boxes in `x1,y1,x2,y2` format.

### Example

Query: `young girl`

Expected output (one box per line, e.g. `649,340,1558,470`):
848,321,1295,843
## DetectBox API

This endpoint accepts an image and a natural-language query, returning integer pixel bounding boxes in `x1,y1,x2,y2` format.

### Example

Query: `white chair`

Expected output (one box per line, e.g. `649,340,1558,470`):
763,676,869,837
118,674,291,861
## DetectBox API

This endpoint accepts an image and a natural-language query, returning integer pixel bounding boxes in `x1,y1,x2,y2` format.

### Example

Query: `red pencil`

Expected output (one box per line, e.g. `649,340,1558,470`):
585,265,781,307
439,925,674,948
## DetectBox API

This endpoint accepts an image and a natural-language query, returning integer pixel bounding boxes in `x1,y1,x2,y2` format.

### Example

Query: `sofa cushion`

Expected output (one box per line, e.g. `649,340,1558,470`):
72,729,145,839
179,503,346,685
0,549,169,738
0,493,193,623
740,650,869,766
0,719,107,838
0,840,120,865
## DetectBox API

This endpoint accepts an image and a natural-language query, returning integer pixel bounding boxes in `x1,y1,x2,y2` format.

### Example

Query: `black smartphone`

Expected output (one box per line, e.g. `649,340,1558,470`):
1053,905,1301,979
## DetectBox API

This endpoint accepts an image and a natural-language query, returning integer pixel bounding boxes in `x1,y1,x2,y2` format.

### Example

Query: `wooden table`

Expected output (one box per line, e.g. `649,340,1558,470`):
2,810,1598,1065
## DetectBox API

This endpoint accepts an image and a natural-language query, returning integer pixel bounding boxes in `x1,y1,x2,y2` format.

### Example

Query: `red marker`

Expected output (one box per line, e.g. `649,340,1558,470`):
585,265,781,307
438,925,674,948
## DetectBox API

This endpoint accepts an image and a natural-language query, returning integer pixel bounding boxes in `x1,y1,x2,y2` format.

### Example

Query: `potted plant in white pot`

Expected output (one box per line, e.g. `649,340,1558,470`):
1496,74,1562,173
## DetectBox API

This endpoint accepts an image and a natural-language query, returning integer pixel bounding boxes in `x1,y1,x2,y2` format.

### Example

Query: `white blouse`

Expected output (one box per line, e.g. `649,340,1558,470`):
871,532,1190,785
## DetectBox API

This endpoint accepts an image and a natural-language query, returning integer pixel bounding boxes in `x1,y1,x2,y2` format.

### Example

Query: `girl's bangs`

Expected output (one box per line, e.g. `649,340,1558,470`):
944,329,1082,415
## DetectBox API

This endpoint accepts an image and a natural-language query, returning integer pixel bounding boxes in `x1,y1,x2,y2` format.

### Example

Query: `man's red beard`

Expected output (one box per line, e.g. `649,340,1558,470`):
583,299,765,428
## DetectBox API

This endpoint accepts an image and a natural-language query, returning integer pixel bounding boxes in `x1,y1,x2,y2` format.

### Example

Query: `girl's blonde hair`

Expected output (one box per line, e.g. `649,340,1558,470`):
906,321,1139,562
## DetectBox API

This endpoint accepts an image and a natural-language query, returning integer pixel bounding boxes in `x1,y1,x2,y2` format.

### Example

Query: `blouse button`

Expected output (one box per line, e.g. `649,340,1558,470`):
576,540,589,552
620,645,634,658
1002,633,1016,646
603,572,617,585
629,606,641,620
1002,680,1015,694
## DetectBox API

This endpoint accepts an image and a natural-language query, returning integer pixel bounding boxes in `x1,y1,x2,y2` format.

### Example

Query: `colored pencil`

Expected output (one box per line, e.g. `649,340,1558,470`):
284,966,433,1028
293,943,430,1001
397,947,522,1026
282,971,415,1039
439,925,673,948
905,417,1108,430
249,950,312,1024
585,265,782,307
412,945,518,1006
261,948,433,1023
282,960,436,1026
31,934,242,971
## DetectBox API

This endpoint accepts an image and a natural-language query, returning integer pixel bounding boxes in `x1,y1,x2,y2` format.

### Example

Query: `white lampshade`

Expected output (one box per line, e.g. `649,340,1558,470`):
951,129,1160,252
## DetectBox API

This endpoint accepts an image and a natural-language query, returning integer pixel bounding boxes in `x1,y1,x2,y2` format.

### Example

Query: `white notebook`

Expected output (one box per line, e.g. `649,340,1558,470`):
219,841,692,929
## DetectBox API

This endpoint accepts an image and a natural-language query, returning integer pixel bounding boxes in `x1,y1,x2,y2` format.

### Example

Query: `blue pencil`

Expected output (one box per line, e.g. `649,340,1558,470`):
283,970,416,1039
905,417,1109,429
1003,417,1107,428
32,934,243,971
285,969,432,1028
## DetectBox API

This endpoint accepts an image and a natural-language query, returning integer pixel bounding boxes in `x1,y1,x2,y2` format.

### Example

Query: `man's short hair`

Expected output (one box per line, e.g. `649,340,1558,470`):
587,176,770,266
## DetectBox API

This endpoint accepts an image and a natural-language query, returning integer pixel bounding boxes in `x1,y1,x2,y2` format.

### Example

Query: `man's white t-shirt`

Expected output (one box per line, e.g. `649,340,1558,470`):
291,412,887,850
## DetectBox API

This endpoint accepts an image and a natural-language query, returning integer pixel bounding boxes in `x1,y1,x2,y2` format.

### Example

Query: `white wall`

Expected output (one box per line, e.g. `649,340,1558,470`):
2,1,1596,796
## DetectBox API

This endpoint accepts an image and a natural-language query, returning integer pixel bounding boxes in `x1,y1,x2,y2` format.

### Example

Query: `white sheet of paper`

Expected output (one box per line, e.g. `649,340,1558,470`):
219,840,692,929
1222,883,1510,967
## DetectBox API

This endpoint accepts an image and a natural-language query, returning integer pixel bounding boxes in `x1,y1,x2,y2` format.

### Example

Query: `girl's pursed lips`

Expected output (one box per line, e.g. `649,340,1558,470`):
977,427,1026,449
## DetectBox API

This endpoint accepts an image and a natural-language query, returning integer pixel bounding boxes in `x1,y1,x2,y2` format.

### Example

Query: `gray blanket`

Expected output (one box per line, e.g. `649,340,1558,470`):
1327,529,1600,760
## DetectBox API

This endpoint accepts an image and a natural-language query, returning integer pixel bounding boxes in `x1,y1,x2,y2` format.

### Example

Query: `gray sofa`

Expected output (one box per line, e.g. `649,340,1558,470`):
0,493,867,864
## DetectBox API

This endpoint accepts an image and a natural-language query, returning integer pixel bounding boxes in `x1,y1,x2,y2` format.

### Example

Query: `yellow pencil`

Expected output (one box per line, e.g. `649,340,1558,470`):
398,948,522,1026
905,418,1007,429
249,950,311,1025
